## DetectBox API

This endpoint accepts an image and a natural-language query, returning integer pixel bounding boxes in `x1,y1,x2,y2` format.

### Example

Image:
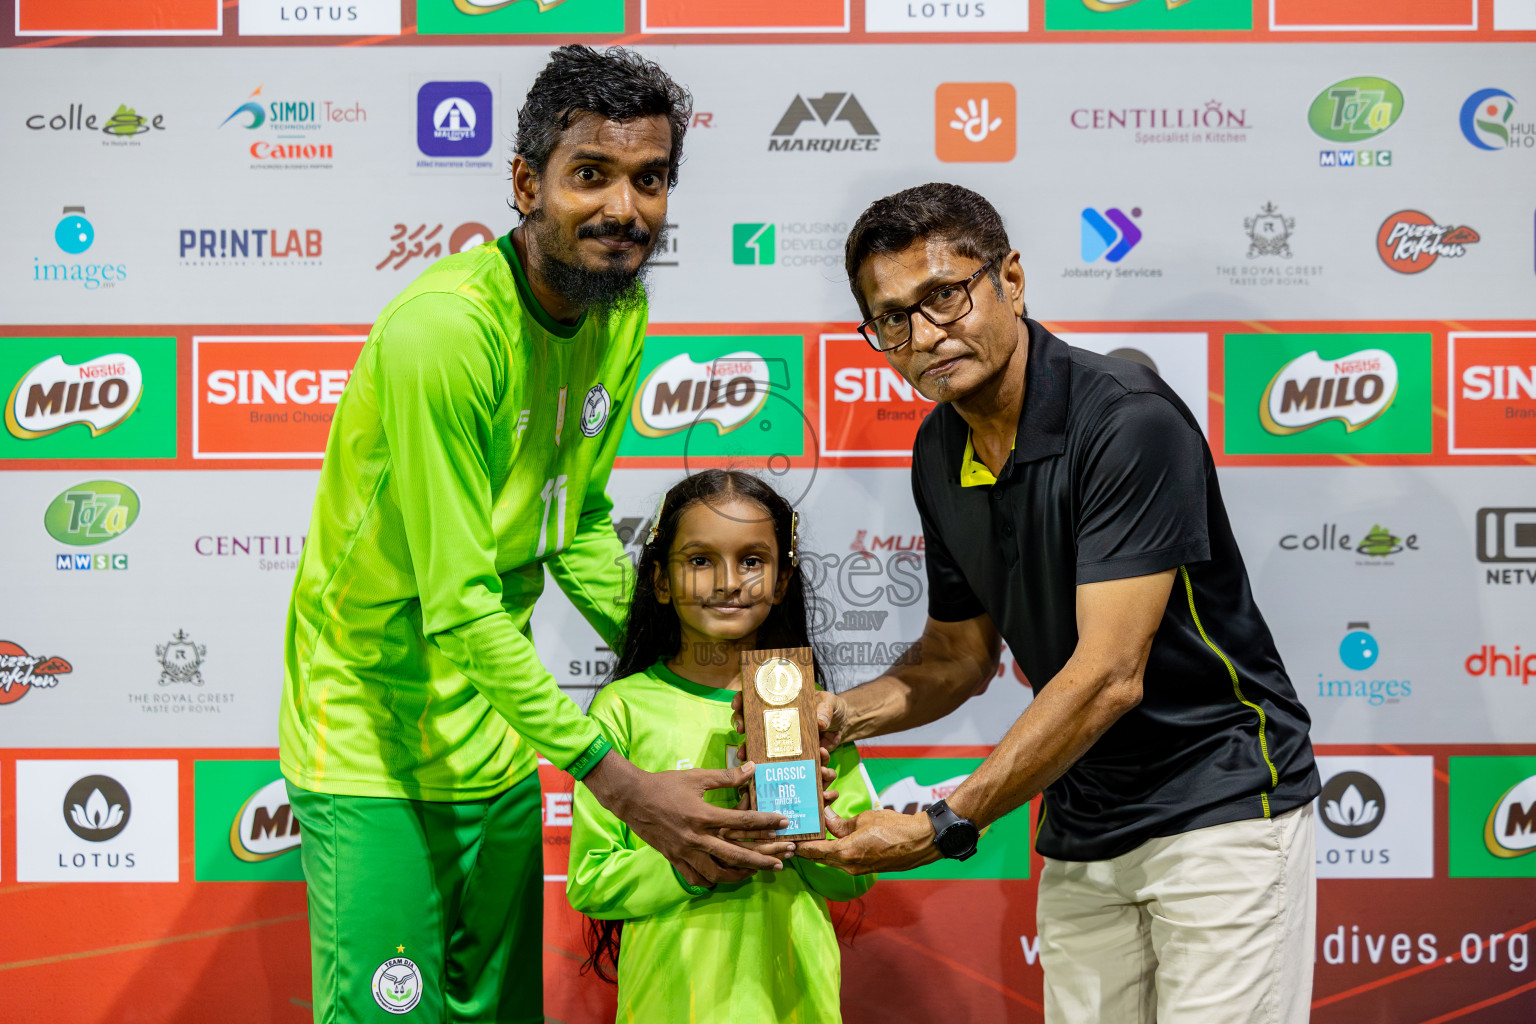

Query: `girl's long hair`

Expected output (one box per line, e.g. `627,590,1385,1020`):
581,468,826,984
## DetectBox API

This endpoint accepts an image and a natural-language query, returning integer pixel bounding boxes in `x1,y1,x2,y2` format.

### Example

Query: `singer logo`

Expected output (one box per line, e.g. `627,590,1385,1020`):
1466,646,1536,687
820,334,933,458
1449,333,1536,455
193,336,364,459
1260,349,1398,435
935,83,1016,163
5,354,142,440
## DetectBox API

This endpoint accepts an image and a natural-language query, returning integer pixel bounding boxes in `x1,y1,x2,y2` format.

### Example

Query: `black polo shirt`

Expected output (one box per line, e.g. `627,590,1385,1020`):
913,319,1319,861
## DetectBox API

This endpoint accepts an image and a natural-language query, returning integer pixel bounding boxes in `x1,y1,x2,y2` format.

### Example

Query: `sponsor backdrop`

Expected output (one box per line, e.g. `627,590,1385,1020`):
1,5,1534,1023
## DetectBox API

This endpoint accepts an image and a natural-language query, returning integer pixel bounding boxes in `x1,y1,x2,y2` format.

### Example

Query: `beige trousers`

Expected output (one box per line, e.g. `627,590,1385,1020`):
1037,804,1316,1024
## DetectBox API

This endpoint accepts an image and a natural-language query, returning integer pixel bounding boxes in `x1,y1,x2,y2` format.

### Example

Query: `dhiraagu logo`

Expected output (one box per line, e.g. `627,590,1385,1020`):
861,756,1030,880
618,336,802,460
1,337,176,460
1308,78,1405,142
1222,333,1431,455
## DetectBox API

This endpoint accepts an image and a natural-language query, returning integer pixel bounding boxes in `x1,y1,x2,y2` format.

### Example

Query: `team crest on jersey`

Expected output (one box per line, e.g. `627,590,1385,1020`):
580,384,611,438
372,956,423,1014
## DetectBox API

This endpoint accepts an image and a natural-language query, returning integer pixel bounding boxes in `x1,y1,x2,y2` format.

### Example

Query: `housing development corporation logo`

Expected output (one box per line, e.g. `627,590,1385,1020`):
731,221,844,268
1259,348,1397,435
733,223,775,265
1449,333,1536,455
936,83,1015,162
769,93,880,152
34,206,128,291
1310,77,1403,168
63,775,131,842
1377,211,1479,274
1459,89,1534,151
0,641,72,706
6,353,143,439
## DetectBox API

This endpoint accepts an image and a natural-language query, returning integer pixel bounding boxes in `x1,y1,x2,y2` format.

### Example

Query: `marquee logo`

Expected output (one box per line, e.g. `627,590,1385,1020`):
1308,77,1404,142
1377,211,1479,274
0,641,72,706
1259,349,1397,435
630,352,770,438
1449,332,1536,454
230,778,302,861
769,93,880,152
45,480,140,546
6,354,143,440
1487,774,1536,857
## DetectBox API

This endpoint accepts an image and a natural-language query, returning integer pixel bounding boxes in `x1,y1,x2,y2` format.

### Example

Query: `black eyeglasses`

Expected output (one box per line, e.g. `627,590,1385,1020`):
857,258,997,352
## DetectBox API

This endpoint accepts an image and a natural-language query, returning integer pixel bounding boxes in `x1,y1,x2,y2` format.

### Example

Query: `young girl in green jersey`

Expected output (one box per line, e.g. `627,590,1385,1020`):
567,469,876,1023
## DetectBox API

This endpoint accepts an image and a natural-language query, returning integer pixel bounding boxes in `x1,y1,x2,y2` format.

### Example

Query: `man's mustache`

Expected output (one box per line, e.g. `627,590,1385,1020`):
578,221,652,245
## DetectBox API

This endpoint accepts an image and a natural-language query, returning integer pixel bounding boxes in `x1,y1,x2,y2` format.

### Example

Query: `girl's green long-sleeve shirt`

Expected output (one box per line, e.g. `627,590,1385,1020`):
568,663,877,1024
280,234,642,801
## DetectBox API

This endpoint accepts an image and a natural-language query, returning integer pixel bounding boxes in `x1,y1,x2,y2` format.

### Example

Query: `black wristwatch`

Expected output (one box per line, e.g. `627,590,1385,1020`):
925,799,980,861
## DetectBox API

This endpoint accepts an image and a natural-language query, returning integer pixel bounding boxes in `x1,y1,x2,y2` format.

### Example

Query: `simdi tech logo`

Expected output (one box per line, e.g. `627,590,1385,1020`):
417,0,623,34
33,206,128,291
1045,0,1252,30
219,85,366,169
1449,756,1536,877
1309,77,1403,168
1221,332,1431,455
935,83,1016,163
194,761,304,881
0,641,72,706
193,336,365,459
2,338,177,460
617,335,803,461
1449,333,1536,454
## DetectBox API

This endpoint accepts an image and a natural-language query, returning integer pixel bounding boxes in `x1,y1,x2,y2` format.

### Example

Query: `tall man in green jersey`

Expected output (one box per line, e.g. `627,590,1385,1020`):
280,47,791,1024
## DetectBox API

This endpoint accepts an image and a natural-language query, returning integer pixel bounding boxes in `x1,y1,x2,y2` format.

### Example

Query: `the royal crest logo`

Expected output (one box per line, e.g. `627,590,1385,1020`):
230,778,302,862
6,354,144,440
156,630,207,687
1377,210,1479,274
1260,349,1399,435
1245,202,1294,259
0,640,72,706
372,956,424,1014
631,352,771,438
580,384,610,438
1486,773,1536,858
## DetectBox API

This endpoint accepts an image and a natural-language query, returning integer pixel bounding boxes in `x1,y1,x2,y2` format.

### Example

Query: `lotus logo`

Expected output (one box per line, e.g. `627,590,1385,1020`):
1485,773,1536,858
372,956,424,1014
1259,349,1398,435
1308,77,1404,142
6,354,144,440
231,778,302,862
63,774,131,842
1320,770,1386,838
630,352,771,438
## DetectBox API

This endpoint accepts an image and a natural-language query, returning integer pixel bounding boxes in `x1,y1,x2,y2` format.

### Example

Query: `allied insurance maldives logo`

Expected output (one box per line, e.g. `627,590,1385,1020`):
1,338,177,460
1222,333,1431,455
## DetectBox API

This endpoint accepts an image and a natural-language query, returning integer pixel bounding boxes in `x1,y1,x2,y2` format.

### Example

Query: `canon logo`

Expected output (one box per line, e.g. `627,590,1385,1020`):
205,369,349,405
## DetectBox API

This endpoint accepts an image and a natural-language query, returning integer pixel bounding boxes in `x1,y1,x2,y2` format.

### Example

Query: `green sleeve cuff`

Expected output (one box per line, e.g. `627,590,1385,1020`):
564,735,612,780
671,866,713,898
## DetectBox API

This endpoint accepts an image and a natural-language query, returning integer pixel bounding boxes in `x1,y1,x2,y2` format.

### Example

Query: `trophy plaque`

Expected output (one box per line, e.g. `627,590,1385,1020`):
740,646,825,841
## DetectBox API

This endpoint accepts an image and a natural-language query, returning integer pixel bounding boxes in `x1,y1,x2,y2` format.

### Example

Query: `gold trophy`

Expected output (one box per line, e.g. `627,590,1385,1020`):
739,646,825,842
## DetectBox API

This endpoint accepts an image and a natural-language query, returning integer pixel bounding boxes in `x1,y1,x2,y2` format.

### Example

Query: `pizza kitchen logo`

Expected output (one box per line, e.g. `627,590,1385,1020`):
630,352,771,438
1377,210,1479,274
5,353,143,440
1260,348,1398,436
0,640,73,706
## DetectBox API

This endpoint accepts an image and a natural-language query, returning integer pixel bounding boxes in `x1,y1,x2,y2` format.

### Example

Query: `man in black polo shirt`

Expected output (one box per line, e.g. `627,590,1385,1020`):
795,184,1320,1022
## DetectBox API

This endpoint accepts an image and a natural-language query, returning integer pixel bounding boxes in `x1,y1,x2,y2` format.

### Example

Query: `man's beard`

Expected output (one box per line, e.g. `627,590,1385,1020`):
526,211,668,320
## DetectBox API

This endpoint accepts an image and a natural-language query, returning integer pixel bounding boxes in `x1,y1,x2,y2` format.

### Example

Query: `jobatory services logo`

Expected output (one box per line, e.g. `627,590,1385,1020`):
1079,206,1143,263
1449,333,1536,454
219,85,366,170
1309,77,1402,168
1222,333,1431,455
1217,203,1323,288
34,206,128,291
867,0,1028,31
416,81,496,171
24,102,168,143
819,333,934,458
0,641,72,706
2,338,176,460
16,0,220,33
936,83,1016,162
862,756,1030,880
1478,509,1536,588
377,222,495,271
178,228,323,267
1068,98,1250,144
1377,211,1479,274
645,0,849,31
193,336,365,459
417,0,623,34
1450,757,1536,877
194,761,305,880
1459,89,1533,151
768,93,880,152
1314,621,1412,707
238,0,402,34
16,759,179,881
1313,756,1433,878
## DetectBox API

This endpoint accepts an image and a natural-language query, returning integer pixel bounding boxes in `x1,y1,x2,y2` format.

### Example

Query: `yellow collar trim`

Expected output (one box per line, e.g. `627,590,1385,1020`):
960,432,1014,487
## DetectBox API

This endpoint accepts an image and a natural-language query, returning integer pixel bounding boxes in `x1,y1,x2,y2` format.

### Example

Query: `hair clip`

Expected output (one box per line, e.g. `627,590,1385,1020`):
645,493,666,546
788,510,800,567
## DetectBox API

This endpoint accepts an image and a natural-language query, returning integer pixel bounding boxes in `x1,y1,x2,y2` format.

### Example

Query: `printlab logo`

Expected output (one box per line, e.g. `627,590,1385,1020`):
179,228,323,267
1377,211,1479,274
63,775,131,842
34,206,128,291
0,641,72,706
417,81,493,160
1320,771,1385,839
24,103,168,142
1460,89,1533,151
156,631,207,686
1080,207,1142,263
936,83,1015,162
769,93,880,152
377,221,495,271
1310,77,1402,168
373,957,424,1014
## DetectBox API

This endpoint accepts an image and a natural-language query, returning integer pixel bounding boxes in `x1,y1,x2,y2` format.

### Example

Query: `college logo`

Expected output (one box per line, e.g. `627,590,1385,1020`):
33,206,128,291
377,221,495,271
820,334,933,458
1045,0,1251,29
1080,206,1142,263
156,631,207,687
1276,523,1419,560
23,103,168,138
1449,333,1536,454
193,336,364,459
1320,770,1385,838
1466,645,1536,687
237,0,402,34
769,93,880,152
46,480,140,546
936,83,1015,162
1460,89,1533,151
417,81,493,163
1377,211,1479,274
16,0,220,33
64,775,131,842
373,957,424,1014
418,0,622,33
6,354,142,440
1222,333,1431,455
0,641,72,706
579,384,610,438
1450,757,1536,877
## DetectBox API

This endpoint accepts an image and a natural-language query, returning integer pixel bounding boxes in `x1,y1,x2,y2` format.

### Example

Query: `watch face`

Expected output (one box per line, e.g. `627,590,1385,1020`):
938,821,980,859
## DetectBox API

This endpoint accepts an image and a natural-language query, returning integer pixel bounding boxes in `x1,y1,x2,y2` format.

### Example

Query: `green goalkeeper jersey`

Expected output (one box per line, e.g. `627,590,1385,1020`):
279,233,643,801
568,663,877,1024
